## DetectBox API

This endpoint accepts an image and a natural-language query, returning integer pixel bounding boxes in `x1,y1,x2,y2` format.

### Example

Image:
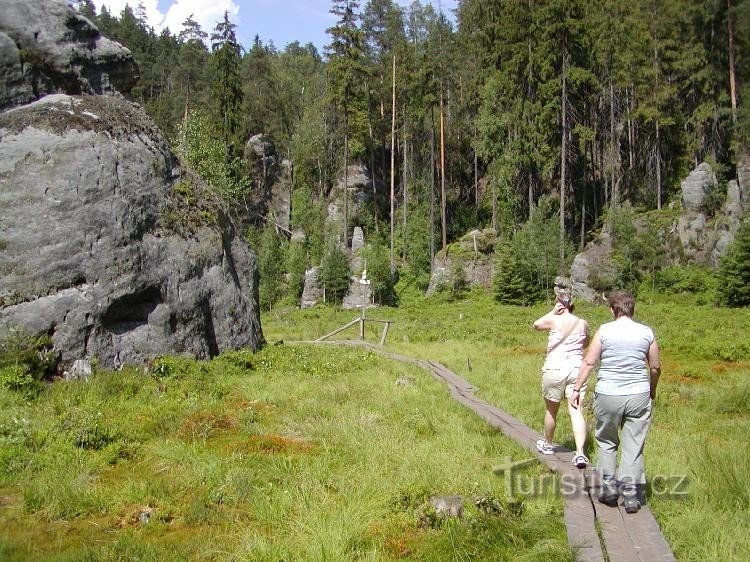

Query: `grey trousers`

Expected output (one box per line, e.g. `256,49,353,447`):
593,392,652,490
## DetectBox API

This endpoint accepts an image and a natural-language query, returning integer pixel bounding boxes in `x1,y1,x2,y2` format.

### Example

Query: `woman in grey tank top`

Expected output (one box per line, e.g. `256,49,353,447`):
571,290,661,514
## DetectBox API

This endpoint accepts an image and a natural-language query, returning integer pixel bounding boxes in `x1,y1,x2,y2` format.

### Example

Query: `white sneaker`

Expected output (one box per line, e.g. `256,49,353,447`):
572,453,589,469
536,438,554,455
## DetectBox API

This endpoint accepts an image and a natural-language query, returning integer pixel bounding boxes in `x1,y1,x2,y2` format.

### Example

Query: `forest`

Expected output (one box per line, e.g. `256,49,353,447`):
74,0,750,308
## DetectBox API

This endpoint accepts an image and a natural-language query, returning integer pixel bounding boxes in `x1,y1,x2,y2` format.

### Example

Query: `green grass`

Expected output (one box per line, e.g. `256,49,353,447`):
4,293,748,560
263,293,750,561
0,343,572,560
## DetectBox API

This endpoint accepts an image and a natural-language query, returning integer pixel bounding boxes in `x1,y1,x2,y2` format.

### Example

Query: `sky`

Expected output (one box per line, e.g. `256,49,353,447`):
92,0,459,52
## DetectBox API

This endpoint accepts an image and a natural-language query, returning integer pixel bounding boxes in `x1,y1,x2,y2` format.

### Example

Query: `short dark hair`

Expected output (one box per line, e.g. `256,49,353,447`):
608,290,635,318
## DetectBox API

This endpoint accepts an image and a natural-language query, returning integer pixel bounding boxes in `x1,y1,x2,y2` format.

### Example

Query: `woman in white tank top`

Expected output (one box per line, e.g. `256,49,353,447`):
533,291,590,468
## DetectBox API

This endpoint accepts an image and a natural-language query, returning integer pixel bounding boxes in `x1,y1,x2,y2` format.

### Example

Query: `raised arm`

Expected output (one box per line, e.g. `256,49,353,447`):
533,302,565,330
647,338,661,400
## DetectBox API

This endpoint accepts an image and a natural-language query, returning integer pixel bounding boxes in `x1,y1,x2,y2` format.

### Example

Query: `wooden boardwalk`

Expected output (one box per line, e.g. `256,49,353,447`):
300,340,675,562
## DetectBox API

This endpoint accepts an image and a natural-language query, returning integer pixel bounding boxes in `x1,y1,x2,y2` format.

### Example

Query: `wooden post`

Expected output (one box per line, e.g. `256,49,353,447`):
379,322,391,346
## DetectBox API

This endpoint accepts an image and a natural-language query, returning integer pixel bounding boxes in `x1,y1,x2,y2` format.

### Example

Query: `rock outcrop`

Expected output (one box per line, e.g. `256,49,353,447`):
244,133,292,232
326,164,373,236
0,2,262,369
427,229,497,296
0,0,138,111
300,267,323,309
570,160,749,299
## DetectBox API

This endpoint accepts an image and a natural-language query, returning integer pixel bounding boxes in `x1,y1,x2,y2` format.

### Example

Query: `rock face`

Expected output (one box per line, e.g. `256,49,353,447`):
569,159,750,299
569,232,615,302
0,4,263,369
427,229,497,296
0,0,138,111
680,162,716,212
300,267,323,309
244,133,291,233
326,164,372,236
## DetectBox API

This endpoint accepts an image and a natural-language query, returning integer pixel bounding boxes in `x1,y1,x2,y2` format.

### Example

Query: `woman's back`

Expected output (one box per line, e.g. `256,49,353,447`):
596,318,654,395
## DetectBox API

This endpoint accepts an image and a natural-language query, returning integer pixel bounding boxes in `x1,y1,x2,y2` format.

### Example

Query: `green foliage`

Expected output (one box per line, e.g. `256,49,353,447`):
718,217,750,307
175,109,243,207
494,199,571,305
256,225,289,311
0,330,56,398
640,265,718,304
319,242,351,304
209,11,245,157
607,207,668,292
360,238,395,305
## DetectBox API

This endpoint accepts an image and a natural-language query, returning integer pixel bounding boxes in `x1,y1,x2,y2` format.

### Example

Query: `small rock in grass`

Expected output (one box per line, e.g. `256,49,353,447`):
429,495,463,518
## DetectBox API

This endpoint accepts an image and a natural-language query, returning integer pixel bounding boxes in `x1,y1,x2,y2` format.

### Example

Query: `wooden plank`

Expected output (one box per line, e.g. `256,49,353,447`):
315,318,360,341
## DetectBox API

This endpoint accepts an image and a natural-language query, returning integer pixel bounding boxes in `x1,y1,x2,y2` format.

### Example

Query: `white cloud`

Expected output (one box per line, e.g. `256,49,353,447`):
93,0,239,38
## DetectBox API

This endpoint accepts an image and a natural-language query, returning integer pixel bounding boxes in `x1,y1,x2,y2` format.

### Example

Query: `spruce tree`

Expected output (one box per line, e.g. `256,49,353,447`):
718,218,750,307
210,11,245,158
326,0,367,248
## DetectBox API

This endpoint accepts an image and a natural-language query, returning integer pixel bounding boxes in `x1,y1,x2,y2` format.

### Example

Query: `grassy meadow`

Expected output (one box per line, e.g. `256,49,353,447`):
0,336,571,560
1,291,748,560
263,290,750,561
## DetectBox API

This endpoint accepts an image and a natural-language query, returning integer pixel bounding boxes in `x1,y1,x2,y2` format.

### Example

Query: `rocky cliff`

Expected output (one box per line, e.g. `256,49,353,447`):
0,0,263,368
570,160,749,301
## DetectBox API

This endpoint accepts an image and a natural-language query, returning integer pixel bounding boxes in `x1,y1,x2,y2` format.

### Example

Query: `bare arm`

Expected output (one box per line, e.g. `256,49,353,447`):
533,302,565,330
647,338,661,400
571,328,602,408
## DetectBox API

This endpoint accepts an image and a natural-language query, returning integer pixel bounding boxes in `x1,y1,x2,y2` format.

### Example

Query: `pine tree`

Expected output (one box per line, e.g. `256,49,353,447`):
718,217,750,307
326,0,367,248
320,242,352,303
210,11,245,158
177,14,209,117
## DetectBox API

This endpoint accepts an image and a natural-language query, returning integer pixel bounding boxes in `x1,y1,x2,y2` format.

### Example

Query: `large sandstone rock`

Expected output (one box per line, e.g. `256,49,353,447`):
680,162,716,212
326,164,373,240
570,233,615,302
244,134,291,232
569,160,750,298
300,267,323,309
0,0,137,110
426,230,498,296
0,94,263,368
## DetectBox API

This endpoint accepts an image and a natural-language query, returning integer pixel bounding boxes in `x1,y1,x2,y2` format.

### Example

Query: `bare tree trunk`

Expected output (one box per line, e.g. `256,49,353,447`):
440,89,447,252
528,172,534,219
610,78,618,207
626,85,634,169
402,131,407,260
366,87,379,233
390,54,397,275
655,121,662,210
728,0,738,124
559,51,568,269
473,125,479,210
492,178,497,232
430,107,436,269
344,123,349,247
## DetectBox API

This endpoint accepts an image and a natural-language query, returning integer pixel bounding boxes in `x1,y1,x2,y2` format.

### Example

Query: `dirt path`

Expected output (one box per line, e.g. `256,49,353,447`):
302,340,675,562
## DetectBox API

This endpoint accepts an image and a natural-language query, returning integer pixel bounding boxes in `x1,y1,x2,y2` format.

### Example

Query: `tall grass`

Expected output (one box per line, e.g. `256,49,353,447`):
0,341,571,560
263,294,750,560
